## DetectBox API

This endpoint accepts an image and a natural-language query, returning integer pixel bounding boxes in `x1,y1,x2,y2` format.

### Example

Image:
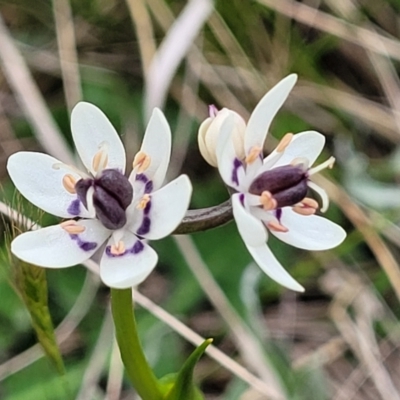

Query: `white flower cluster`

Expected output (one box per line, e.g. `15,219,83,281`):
8,75,346,291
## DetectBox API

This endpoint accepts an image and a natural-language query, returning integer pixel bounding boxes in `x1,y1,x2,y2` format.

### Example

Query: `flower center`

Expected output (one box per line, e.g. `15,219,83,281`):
249,164,308,208
75,169,133,230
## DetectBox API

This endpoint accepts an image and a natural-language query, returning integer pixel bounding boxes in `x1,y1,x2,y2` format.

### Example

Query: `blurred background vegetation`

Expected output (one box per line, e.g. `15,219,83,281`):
1,0,400,399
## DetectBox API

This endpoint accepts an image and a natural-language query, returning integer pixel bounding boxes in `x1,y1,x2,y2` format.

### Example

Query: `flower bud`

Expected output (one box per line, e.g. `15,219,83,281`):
198,106,246,167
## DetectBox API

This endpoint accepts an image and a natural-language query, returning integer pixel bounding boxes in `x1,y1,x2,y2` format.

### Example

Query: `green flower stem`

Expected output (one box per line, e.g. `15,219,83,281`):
173,199,233,234
111,288,162,400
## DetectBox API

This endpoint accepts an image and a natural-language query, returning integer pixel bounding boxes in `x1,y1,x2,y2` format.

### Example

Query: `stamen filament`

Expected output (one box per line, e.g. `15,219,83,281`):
308,156,335,176
85,186,96,217
52,163,90,179
307,181,329,212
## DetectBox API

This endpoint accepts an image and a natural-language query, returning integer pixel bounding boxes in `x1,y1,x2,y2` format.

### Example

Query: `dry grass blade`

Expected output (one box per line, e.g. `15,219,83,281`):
0,14,74,164
75,308,114,400
167,51,201,179
145,0,213,116
105,339,124,400
125,0,156,77
52,0,82,112
315,175,400,303
295,81,400,143
293,336,347,370
146,0,250,117
367,48,400,132
325,272,400,400
207,11,266,98
257,0,400,62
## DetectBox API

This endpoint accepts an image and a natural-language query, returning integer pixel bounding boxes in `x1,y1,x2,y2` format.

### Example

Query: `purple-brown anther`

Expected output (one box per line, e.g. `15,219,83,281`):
75,169,133,230
248,164,308,208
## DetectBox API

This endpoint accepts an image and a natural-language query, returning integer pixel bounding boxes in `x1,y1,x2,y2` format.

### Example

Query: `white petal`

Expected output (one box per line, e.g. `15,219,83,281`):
246,243,304,292
100,232,158,288
132,175,192,240
245,74,297,153
198,117,215,165
271,131,325,168
271,208,346,250
138,108,171,190
7,152,91,218
11,220,110,268
71,102,126,174
216,113,245,189
232,193,267,247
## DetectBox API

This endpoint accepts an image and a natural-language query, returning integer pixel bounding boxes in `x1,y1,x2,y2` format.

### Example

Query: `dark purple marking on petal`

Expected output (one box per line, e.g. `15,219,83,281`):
239,193,245,206
69,234,97,252
144,200,152,215
137,216,151,236
131,240,144,254
231,158,242,186
275,208,282,222
67,198,81,216
144,180,153,194
79,241,97,252
136,173,148,183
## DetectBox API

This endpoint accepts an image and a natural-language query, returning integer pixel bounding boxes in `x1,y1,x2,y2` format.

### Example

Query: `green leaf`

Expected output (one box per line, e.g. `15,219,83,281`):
162,339,212,400
14,259,67,375
3,210,67,381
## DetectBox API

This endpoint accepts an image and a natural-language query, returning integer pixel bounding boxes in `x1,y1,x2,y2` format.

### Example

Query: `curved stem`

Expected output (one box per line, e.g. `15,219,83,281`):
111,288,162,400
173,199,233,234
